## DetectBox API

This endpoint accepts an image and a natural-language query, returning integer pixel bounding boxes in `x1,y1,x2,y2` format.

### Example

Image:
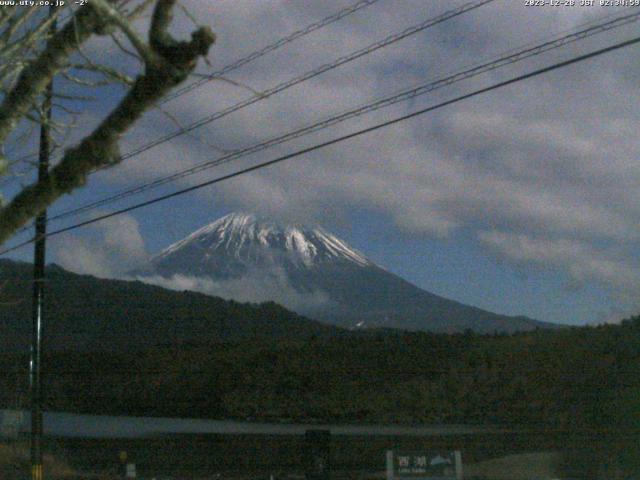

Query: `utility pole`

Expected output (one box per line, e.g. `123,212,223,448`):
31,8,55,480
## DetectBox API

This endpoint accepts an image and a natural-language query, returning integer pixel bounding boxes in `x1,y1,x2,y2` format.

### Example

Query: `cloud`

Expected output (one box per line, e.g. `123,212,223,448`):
136,267,332,314
53,214,148,278
27,0,640,321
114,5,640,242
478,230,640,305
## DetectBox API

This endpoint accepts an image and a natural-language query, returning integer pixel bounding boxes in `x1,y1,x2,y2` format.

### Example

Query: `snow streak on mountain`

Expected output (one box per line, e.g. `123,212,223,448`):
154,212,371,270
139,212,556,334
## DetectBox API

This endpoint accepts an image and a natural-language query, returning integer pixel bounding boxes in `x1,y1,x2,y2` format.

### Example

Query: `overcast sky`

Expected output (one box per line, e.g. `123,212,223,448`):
3,0,640,326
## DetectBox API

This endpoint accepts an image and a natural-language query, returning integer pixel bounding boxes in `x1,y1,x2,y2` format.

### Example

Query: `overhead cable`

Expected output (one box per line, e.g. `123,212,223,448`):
160,0,383,104
45,9,640,224
103,0,496,165
2,33,639,256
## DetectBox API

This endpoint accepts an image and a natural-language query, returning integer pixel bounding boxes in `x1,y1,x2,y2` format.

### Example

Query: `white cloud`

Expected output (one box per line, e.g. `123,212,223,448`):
478,230,640,305
27,0,640,318
136,267,332,313
53,214,148,278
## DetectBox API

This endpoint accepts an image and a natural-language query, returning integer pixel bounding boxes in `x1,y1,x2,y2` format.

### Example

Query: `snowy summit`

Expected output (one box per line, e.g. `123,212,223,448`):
154,212,371,269
141,212,553,334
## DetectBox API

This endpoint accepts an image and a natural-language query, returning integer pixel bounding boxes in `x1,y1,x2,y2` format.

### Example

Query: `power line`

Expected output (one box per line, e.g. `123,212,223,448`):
44,9,640,224
2,33,639,257
96,0,496,168
6,0,496,223
160,0,383,105
0,0,380,178
4,0,493,183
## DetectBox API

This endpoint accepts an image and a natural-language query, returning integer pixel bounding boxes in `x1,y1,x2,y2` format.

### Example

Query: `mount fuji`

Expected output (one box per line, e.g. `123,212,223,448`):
137,212,555,333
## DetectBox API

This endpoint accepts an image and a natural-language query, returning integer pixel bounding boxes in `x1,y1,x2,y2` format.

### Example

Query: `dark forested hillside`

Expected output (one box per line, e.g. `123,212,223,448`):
2,315,639,433
2,258,638,438
0,259,340,353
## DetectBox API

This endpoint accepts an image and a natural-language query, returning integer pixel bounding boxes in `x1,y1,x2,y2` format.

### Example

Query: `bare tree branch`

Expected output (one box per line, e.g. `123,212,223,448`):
192,73,267,99
123,0,156,21
0,8,59,60
0,6,111,160
0,0,215,244
90,0,159,66
0,7,38,44
110,31,144,64
64,65,135,87
156,103,231,154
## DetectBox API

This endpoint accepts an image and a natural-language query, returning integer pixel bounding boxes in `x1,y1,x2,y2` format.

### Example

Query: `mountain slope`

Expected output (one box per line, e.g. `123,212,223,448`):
143,212,555,333
0,259,339,353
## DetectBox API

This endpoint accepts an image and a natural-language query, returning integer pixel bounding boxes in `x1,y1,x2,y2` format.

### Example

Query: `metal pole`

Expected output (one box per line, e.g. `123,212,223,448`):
30,8,55,480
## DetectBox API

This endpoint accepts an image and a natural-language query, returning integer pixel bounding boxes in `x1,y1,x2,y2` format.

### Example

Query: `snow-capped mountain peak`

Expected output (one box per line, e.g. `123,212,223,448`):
154,212,371,268
141,212,552,334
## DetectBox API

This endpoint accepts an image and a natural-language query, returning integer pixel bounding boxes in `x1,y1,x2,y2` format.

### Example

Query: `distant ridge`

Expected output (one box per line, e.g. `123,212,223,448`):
0,259,339,353
141,212,557,334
